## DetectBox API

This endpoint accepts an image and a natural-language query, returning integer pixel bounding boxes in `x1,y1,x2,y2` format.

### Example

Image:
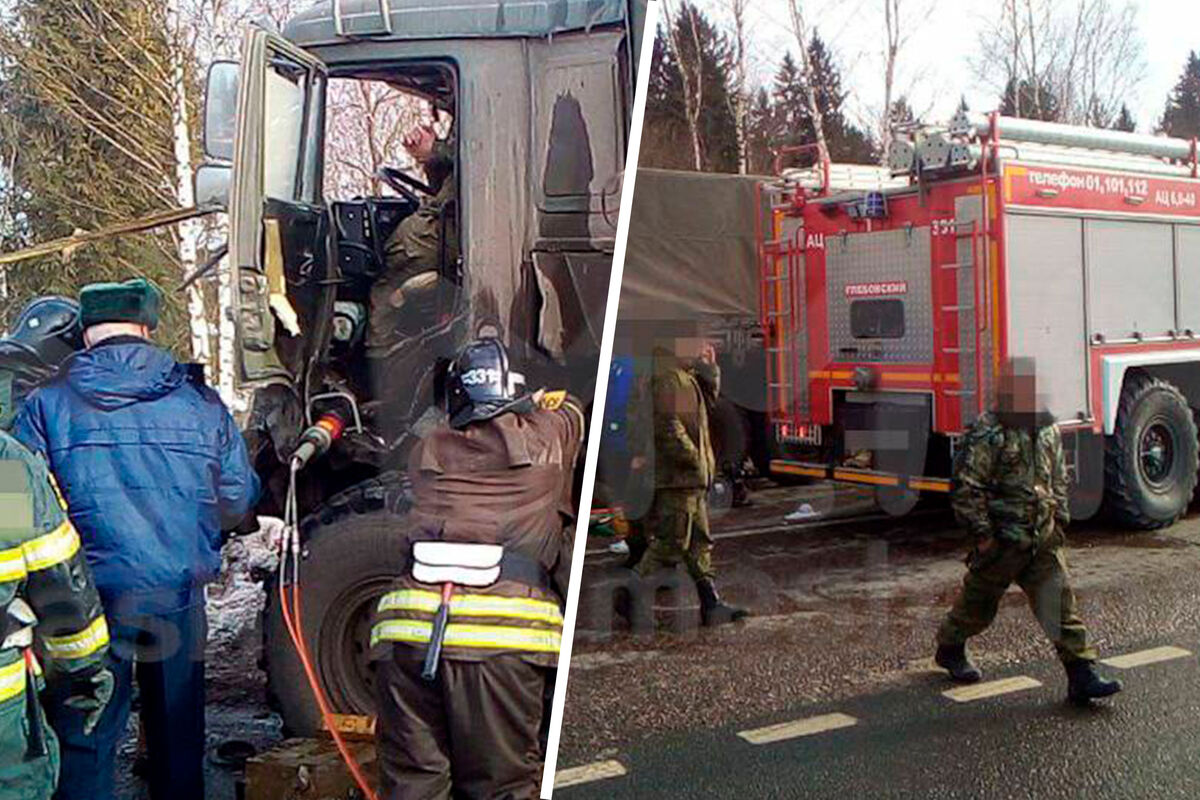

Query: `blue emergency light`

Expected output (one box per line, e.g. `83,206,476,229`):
862,191,888,218
845,191,888,220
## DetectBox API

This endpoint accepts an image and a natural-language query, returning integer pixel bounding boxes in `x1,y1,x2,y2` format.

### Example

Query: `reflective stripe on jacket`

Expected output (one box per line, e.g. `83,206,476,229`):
371,588,564,654
0,431,109,680
372,396,584,666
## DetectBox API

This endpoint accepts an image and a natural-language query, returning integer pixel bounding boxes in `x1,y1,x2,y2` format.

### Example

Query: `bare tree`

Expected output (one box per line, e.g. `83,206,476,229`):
784,0,828,163
875,0,938,164
166,0,213,371
662,0,706,170
726,0,750,174
325,80,432,201
974,0,1146,126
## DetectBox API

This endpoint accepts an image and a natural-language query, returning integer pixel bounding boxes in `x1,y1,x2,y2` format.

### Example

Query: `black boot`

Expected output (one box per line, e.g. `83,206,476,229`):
935,643,982,684
1065,660,1123,705
696,579,749,626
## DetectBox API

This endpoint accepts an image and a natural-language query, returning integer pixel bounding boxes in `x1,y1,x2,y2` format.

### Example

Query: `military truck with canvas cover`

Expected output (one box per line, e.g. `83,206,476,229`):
602,168,771,520
195,0,646,734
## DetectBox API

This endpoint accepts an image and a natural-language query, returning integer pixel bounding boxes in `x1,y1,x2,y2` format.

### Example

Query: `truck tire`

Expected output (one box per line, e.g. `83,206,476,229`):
262,472,411,736
1104,374,1198,530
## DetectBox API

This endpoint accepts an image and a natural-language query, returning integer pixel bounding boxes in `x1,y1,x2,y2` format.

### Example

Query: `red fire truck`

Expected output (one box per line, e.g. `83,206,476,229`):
761,113,1200,528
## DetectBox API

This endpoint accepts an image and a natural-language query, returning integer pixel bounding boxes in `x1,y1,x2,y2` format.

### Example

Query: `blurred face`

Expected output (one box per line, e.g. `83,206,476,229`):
998,360,1038,414
675,337,714,363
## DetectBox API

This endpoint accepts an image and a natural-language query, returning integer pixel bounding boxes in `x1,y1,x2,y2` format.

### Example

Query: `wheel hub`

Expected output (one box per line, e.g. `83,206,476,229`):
1139,421,1175,487
319,580,390,714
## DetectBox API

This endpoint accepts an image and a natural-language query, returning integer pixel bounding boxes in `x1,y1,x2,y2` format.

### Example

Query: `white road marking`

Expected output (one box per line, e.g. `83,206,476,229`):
1102,645,1192,669
942,675,1042,703
554,760,628,789
737,712,859,745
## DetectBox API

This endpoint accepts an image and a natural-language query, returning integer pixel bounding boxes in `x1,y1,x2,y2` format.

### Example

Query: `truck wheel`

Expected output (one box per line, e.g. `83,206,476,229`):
262,472,411,736
1104,374,1198,529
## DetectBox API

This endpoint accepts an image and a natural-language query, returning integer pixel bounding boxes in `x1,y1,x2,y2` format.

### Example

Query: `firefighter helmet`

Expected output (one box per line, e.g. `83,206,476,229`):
444,337,527,429
7,295,83,366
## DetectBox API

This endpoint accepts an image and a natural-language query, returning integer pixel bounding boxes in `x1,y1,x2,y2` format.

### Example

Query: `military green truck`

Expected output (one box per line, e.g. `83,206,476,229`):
196,0,646,734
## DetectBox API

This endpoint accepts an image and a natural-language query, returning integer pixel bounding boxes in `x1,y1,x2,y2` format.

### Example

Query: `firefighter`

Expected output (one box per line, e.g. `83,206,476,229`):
13,278,260,800
634,338,747,625
367,121,458,355
935,356,1123,704
370,336,584,800
0,430,112,798
0,296,83,429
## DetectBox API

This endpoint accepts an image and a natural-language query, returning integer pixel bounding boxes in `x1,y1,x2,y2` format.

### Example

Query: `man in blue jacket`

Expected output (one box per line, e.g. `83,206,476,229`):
13,278,260,800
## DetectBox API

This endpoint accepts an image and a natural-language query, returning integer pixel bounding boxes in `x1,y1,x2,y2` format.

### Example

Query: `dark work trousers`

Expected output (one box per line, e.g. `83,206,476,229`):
376,646,549,800
45,593,207,800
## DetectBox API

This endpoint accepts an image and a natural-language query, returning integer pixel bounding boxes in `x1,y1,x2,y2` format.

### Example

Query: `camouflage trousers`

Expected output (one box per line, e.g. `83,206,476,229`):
635,488,715,582
937,541,1097,663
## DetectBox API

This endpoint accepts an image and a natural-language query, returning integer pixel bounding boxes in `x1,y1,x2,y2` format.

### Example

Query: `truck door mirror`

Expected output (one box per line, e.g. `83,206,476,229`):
194,163,231,211
204,60,240,162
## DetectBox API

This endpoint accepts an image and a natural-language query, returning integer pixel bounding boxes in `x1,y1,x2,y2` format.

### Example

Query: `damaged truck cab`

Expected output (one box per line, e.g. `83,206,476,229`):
198,0,644,733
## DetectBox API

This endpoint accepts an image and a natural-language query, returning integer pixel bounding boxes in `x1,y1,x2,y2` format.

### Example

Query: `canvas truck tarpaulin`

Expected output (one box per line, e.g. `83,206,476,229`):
618,169,771,323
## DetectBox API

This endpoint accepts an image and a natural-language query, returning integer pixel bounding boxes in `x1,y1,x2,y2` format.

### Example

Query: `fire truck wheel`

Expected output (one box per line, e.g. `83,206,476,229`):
263,472,411,736
1104,374,1199,530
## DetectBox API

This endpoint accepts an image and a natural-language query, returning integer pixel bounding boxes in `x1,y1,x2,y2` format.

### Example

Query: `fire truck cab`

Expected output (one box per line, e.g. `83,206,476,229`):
763,113,1200,528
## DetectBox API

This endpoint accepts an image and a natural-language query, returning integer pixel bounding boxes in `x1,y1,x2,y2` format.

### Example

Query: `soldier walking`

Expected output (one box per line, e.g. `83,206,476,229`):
935,357,1122,704
635,338,747,626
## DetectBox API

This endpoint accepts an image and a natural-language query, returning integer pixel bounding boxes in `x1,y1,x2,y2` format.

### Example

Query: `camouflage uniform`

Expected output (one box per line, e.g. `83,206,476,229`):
635,356,719,582
368,141,459,352
937,411,1097,664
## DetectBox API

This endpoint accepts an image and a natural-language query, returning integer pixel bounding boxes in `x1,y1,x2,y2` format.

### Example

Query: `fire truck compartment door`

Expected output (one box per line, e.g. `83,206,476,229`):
825,228,933,364
1084,219,1175,341
1174,226,1200,335
1006,214,1088,423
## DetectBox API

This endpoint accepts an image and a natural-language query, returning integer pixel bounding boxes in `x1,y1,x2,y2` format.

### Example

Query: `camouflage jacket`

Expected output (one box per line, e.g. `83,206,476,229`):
651,360,717,491
951,411,1070,547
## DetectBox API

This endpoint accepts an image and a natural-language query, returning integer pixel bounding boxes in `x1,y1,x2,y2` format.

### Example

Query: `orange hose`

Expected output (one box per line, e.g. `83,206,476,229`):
280,567,380,800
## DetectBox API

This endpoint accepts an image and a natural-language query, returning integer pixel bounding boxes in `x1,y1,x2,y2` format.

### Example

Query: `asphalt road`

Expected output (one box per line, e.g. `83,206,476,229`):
556,482,1200,798
558,641,1200,799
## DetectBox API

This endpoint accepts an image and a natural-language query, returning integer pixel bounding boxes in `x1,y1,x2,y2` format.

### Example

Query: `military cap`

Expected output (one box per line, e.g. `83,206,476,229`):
79,278,163,330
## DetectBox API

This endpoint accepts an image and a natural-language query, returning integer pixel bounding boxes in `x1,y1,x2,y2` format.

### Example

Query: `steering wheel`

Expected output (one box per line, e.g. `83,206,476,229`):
376,166,434,204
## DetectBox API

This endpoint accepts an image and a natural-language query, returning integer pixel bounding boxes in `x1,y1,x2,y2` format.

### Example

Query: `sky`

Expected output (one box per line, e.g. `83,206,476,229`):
694,0,1200,135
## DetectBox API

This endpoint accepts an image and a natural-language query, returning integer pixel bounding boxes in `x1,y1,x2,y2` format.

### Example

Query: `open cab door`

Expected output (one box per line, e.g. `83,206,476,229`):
226,27,330,391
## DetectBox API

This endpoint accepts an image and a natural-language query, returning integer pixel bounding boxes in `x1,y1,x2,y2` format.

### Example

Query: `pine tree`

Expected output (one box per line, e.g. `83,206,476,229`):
1111,104,1136,132
771,33,876,168
1159,51,1200,138
1000,77,1061,122
641,8,739,173
771,52,811,157
888,96,915,129
0,0,194,350
745,87,777,174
